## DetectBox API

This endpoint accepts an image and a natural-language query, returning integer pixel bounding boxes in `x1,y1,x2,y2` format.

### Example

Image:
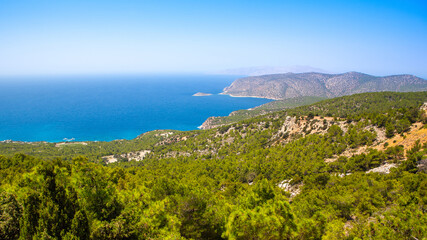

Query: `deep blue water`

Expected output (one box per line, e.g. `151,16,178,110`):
0,75,271,142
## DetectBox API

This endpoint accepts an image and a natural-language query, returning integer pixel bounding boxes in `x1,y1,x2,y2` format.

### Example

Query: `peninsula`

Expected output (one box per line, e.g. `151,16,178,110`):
222,72,427,100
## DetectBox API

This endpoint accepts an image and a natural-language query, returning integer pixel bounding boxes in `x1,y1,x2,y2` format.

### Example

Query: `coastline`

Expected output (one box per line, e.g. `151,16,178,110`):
1,94,272,143
0,75,272,143
219,92,281,100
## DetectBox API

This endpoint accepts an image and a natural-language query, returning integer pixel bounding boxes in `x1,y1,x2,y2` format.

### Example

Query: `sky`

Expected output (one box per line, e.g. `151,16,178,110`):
0,0,426,77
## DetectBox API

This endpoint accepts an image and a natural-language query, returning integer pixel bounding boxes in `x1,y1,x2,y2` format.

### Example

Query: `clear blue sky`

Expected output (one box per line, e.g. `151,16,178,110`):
0,0,426,77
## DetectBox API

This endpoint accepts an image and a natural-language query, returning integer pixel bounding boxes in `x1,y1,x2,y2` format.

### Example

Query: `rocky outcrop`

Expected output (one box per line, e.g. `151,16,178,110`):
366,163,397,174
222,72,427,100
278,179,303,197
200,116,223,130
421,102,427,112
103,150,151,164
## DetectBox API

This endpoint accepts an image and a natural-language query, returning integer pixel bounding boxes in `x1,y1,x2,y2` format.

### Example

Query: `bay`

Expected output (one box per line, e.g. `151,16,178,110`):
0,75,271,142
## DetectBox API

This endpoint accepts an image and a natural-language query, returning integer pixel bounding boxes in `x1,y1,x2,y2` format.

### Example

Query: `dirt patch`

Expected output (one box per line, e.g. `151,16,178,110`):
375,122,426,154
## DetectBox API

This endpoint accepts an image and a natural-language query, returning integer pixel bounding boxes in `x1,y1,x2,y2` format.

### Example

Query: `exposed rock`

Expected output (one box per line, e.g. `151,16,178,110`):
325,146,369,163
103,150,151,164
418,158,427,173
155,131,174,137
200,116,221,130
274,116,347,144
336,173,352,178
278,179,302,197
366,163,397,174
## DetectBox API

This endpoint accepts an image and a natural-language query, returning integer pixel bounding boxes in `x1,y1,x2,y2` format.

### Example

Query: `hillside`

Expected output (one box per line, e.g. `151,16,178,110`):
201,96,325,129
222,71,427,100
0,92,426,239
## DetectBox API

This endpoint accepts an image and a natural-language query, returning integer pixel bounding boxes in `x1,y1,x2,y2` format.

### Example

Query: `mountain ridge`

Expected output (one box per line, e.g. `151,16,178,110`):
222,71,427,100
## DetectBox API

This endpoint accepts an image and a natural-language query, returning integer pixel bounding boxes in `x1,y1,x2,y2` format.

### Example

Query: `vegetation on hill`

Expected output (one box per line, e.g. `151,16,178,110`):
0,130,180,162
201,96,325,129
283,91,427,118
0,91,426,239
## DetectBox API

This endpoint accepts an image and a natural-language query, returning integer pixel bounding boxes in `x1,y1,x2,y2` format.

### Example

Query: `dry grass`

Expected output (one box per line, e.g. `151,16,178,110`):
376,122,427,153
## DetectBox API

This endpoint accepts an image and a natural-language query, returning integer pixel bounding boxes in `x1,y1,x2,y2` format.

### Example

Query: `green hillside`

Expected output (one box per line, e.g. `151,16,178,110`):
0,91,426,239
200,96,325,129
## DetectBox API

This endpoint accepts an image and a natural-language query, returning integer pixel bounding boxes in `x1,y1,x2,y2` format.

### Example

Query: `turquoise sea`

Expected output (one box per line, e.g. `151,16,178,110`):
0,75,271,142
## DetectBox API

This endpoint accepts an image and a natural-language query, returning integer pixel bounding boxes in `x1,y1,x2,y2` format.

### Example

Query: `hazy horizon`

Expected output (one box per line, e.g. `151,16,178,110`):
1,0,426,77
1,69,427,80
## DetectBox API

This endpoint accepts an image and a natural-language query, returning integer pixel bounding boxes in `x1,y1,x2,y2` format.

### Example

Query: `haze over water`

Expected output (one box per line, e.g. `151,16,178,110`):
0,75,271,142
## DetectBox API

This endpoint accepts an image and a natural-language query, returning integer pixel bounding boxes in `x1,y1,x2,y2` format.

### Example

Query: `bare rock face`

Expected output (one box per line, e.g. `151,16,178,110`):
222,72,427,100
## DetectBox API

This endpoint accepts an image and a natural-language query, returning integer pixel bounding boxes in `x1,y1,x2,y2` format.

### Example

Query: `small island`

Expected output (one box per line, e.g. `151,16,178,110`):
192,92,212,96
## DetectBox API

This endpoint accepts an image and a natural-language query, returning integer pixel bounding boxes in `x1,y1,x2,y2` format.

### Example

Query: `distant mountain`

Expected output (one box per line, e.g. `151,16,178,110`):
222,72,427,100
218,65,328,76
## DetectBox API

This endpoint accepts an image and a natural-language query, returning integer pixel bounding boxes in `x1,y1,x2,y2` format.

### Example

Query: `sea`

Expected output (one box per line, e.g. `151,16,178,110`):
0,75,271,142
